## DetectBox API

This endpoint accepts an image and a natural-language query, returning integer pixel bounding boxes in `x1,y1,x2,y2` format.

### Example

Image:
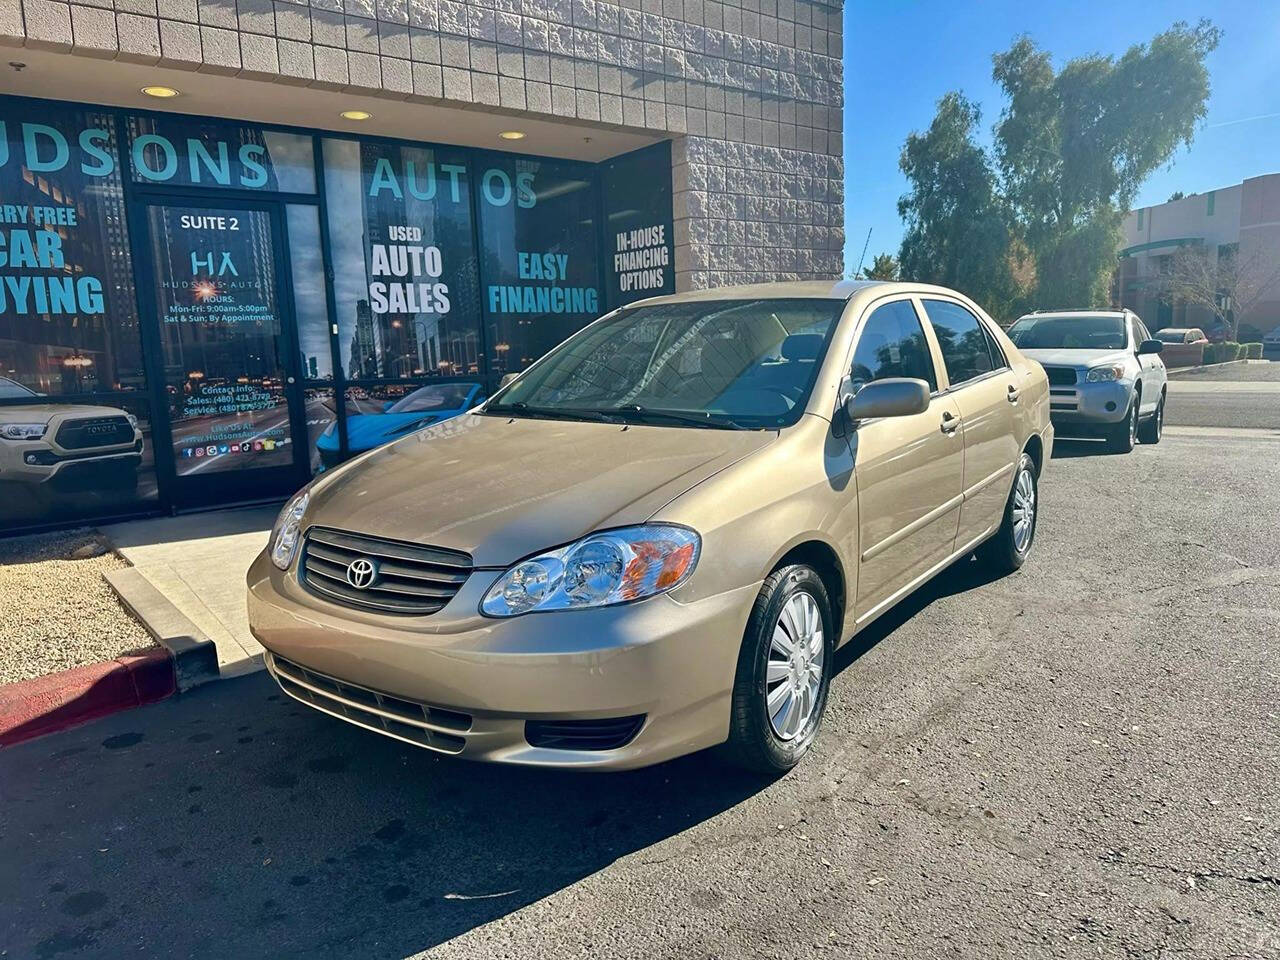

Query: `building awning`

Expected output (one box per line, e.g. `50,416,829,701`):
1117,237,1204,259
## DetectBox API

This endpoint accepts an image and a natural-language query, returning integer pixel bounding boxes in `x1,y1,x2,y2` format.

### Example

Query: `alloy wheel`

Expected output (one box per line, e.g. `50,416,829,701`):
765,590,825,740
1011,465,1036,554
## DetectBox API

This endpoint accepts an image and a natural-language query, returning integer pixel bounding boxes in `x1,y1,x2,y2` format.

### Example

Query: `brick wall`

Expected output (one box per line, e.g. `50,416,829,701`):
1,0,845,289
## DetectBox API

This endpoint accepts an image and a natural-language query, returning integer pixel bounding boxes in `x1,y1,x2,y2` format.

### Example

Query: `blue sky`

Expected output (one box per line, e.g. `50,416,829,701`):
840,0,1280,274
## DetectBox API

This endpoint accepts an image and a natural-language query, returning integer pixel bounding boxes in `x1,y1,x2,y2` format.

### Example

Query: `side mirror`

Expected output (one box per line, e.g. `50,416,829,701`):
498,373,519,389
843,378,931,422
1138,339,1164,356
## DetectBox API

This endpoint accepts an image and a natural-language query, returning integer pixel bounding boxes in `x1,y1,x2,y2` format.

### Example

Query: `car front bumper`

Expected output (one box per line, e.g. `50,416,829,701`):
247,549,759,770
1048,380,1133,428
0,441,142,488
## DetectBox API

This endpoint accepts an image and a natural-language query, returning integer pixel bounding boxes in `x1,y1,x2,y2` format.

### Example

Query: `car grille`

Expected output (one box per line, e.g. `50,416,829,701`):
1043,366,1077,387
267,652,471,753
299,527,472,616
55,415,133,449
525,716,646,751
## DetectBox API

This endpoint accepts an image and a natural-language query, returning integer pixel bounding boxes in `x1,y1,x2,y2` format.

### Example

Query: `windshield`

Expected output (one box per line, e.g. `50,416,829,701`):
486,299,844,429
386,383,477,414
1007,315,1128,350
0,377,37,400
1153,328,1188,343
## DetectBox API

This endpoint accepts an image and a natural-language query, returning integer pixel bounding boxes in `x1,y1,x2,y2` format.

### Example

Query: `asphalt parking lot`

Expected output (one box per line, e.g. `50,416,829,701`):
2,392,1278,959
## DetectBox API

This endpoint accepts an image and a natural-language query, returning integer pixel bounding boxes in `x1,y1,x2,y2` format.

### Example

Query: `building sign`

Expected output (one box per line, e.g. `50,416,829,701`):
603,142,676,309
125,115,316,193
145,204,294,475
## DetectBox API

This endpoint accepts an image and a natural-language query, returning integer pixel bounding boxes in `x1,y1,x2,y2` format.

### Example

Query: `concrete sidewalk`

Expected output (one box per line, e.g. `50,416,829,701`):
101,506,276,677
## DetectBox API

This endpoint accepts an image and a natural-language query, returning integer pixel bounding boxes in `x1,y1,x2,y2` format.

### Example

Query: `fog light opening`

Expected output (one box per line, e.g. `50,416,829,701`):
1105,401,1117,412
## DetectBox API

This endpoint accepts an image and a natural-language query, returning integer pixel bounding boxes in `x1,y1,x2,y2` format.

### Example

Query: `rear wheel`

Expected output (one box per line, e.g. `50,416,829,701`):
976,451,1038,576
1137,391,1165,444
724,564,834,775
1105,393,1139,454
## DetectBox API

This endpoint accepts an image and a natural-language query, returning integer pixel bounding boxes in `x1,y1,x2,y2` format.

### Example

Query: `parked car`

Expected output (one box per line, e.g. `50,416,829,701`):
1152,327,1207,345
314,381,485,468
0,378,144,500
1007,309,1166,453
249,281,1052,773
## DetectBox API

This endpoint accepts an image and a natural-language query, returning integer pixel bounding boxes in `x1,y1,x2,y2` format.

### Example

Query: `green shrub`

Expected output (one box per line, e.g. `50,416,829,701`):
1204,342,1244,364
1244,342,1264,359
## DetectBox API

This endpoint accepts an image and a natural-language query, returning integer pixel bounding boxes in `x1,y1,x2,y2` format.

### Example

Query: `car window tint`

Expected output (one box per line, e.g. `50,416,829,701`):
849,300,938,393
980,322,1007,369
921,300,995,386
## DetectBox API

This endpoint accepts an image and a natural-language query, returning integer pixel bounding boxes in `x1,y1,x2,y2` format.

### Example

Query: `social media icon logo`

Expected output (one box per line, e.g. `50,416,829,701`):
194,447,205,457
240,442,252,453
218,444,230,455
181,448,192,458
263,439,276,451
206,445,218,457
253,440,264,451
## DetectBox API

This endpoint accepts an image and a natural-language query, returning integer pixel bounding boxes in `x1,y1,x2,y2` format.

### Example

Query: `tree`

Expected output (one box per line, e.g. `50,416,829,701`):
899,21,1219,312
1167,191,1186,202
862,253,900,280
897,93,1023,315
1164,245,1280,341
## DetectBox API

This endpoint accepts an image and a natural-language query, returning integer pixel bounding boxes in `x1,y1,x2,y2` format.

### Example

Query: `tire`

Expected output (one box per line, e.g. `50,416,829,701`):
1137,391,1165,445
723,564,835,775
1105,392,1139,454
975,451,1038,576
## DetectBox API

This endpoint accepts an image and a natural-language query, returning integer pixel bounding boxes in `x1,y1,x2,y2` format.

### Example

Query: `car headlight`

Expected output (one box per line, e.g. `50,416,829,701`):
269,489,310,570
480,524,700,617
126,413,139,430
1085,365,1125,382
0,422,47,440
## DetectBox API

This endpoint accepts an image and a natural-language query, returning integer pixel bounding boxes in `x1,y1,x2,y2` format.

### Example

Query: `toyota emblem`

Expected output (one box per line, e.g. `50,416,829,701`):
346,557,378,589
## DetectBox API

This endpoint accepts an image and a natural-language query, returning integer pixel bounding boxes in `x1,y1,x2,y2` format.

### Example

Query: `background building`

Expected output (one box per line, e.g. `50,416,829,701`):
0,0,845,530
1117,172,1280,336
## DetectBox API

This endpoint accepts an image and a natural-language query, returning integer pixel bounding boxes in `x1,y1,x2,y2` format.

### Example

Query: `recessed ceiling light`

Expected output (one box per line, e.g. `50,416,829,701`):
498,130,526,140
141,85,180,98
341,110,372,121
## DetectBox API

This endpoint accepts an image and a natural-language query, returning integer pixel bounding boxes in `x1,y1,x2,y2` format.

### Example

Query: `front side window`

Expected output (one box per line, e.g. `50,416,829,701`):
487,299,844,429
849,300,937,392
1006,314,1128,350
922,299,996,386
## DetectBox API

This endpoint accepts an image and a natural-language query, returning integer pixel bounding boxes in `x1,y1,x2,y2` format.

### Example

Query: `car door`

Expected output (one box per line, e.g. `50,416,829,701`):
1132,316,1165,413
919,298,1021,552
847,298,964,626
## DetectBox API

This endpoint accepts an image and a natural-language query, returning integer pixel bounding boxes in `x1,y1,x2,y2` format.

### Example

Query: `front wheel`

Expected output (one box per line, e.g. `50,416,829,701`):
976,451,1038,576
723,564,834,775
1105,395,1139,454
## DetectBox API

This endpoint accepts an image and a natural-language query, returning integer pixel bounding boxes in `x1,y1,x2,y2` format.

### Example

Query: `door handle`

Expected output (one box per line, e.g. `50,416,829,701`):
1007,384,1020,403
940,411,960,435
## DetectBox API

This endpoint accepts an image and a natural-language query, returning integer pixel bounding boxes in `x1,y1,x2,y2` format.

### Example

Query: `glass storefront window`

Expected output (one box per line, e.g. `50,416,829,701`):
287,204,332,381
327,380,484,469
476,156,601,374
302,385,337,475
0,104,145,394
125,115,315,194
322,138,483,382
144,204,295,475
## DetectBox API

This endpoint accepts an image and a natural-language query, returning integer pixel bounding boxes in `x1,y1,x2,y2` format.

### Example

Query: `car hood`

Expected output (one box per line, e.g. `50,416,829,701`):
0,403,128,423
1019,348,1131,369
306,412,776,566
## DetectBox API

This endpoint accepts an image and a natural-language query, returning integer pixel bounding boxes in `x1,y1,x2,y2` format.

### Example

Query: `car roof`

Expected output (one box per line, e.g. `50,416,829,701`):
623,280,985,306
1014,310,1129,321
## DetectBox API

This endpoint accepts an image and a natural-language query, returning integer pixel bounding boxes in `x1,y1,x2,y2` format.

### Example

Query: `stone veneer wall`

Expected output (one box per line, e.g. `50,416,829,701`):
1,0,845,289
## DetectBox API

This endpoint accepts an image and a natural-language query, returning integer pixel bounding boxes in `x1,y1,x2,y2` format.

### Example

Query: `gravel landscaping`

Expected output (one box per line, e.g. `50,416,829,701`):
0,528,154,686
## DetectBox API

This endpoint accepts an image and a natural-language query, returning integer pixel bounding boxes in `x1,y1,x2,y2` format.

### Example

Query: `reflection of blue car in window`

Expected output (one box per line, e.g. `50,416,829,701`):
316,381,485,469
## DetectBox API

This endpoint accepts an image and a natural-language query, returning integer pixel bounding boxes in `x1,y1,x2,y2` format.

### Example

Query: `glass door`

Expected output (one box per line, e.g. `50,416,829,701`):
139,198,309,509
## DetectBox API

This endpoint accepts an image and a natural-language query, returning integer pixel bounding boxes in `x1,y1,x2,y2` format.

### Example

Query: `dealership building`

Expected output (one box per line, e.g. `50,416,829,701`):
0,0,845,530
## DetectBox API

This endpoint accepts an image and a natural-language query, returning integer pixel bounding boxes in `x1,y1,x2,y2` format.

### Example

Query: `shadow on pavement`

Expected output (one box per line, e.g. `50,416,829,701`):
0,672,768,959
1050,438,1114,459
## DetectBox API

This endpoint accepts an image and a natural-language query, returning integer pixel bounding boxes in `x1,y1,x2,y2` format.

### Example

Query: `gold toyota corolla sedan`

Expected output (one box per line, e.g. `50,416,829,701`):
248,281,1052,773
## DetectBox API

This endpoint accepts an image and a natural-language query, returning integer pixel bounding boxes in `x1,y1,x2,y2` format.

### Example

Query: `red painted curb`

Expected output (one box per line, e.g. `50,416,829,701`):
0,648,176,747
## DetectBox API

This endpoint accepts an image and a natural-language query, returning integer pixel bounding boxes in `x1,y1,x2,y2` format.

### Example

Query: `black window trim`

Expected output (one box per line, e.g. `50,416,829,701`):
917,295,1010,394
841,293,942,401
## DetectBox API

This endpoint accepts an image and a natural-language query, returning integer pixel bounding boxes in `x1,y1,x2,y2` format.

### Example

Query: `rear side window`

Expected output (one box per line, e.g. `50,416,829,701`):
921,300,996,386
849,300,938,393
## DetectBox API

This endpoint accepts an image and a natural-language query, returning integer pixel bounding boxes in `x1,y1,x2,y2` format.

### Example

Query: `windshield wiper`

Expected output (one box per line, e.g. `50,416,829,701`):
487,401,625,424
610,404,747,430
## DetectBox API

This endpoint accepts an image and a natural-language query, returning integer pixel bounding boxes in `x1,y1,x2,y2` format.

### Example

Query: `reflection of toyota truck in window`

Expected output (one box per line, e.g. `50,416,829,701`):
0,378,143,500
